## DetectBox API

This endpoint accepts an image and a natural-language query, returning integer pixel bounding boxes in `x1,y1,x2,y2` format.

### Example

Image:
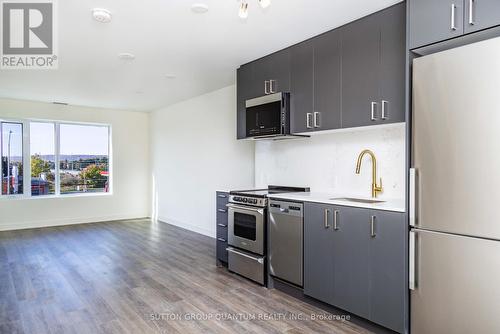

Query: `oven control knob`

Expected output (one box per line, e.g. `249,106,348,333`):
243,198,248,203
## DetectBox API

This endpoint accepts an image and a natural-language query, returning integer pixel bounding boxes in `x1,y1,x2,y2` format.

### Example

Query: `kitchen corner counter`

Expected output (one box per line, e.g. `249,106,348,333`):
268,192,406,213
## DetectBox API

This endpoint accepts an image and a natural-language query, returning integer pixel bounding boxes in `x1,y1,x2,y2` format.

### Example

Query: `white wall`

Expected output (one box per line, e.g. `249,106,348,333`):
255,123,406,200
150,85,254,237
0,98,150,231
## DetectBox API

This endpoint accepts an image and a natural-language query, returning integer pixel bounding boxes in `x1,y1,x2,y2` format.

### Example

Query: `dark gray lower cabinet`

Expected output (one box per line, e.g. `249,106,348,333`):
332,207,371,319
216,192,229,265
369,210,406,332
303,203,335,304
304,203,406,333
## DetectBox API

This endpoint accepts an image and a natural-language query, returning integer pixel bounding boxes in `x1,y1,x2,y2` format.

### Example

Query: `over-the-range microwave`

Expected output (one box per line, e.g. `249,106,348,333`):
245,92,307,140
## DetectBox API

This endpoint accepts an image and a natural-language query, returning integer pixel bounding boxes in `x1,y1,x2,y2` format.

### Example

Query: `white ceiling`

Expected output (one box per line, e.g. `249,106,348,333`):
0,0,402,112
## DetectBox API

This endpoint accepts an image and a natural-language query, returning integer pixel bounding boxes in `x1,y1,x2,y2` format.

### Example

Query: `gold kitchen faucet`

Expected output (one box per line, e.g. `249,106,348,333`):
355,149,383,198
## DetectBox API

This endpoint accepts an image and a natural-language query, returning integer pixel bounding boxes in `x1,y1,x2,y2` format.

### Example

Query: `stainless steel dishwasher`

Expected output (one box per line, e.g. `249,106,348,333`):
268,200,303,287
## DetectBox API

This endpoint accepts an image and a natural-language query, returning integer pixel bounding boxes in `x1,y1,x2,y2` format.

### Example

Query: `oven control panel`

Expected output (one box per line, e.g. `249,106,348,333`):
229,195,267,207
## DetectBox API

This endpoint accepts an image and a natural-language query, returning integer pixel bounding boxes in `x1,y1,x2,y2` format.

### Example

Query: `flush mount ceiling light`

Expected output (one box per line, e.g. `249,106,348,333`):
92,8,112,23
238,0,271,19
118,53,135,60
191,3,209,14
258,0,271,9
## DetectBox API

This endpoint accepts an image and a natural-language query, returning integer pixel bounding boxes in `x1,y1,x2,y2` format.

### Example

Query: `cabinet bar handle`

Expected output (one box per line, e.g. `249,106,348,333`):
217,208,227,213
217,223,227,227
371,102,378,121
451,4,457,31
370,216,376,237
468,0,475,25
324,209,330,228
306,113,313,129
333,210,339,230
313,112,320,128
264,80,270,95
270,79,276,93
409,231,416,290
217,238,226,242
217,194,227,198
381,100,388,120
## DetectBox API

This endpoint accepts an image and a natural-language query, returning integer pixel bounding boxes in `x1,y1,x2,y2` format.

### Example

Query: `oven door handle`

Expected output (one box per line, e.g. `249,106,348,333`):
226,203,264,214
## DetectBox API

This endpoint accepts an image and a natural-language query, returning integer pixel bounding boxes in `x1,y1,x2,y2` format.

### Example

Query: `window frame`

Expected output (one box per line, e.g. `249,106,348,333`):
0,118,29,198
0,117,112,200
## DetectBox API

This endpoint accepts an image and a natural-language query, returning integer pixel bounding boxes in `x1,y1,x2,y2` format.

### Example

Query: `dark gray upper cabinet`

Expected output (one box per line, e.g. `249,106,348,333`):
314,30,342,131
341,13,381,128
379,2,406,124
236,3,405,138
409,0,465,49
464,0,500,33
303,202,335,305
290,40,314,134
252,49,291,96
236,64,252,139
332,206,371,319
342,3,406,128
369,210,406,333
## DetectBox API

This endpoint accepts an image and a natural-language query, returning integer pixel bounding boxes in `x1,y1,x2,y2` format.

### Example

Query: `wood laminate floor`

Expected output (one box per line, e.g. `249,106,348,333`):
0,219,375,334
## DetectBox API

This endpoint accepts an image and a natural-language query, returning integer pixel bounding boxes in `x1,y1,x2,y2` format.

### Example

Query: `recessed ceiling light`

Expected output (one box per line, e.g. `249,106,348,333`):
165,74,177,79
135,91,144,95
191,3,209,14
92,8,112,23
118,53,135,60
258,0,271,9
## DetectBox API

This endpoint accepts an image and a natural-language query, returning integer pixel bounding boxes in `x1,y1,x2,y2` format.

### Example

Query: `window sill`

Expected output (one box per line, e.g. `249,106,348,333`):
0,192,113,201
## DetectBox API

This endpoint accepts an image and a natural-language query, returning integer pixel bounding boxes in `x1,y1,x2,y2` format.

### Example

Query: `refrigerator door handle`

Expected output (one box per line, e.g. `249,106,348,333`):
409,230,417,290
409,168,417,227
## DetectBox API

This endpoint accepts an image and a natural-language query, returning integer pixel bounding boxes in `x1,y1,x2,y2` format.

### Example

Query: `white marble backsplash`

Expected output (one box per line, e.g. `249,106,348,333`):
255,123,406,200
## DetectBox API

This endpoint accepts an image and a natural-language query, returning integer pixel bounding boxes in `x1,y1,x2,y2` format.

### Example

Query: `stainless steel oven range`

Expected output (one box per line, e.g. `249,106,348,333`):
226,186,309,285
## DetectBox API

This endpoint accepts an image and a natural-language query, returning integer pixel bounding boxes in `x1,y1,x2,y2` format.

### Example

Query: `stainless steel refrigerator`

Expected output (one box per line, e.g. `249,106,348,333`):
410,37,500,334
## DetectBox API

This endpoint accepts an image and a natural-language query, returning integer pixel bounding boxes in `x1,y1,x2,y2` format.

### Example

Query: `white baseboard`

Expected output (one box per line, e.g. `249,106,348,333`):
157,216,214,238
0,214,150,232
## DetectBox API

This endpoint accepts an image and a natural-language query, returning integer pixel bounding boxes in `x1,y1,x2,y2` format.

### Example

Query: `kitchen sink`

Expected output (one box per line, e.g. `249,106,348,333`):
329,197,386,204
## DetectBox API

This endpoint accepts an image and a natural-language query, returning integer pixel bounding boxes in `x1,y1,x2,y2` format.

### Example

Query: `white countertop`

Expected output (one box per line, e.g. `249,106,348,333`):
268,192,406,213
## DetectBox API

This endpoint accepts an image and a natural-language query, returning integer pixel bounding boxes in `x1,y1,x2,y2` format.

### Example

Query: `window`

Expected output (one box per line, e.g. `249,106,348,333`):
0,119,110,199
30,122,55,196
1,122,24,195
59,124,109,195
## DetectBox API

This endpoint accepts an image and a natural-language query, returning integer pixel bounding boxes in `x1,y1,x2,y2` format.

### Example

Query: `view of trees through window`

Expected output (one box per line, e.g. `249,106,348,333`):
1,119,110,198
1,122,24,195
30,122,55,196
59,124,109,194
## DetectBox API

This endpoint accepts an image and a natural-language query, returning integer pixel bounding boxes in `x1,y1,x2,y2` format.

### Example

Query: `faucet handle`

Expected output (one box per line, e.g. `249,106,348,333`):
375,178,383,193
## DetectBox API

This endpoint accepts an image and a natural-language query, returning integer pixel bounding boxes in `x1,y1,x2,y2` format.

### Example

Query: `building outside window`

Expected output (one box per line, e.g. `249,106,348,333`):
1,119,111,198
1,122,24,195
59,124,110,195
